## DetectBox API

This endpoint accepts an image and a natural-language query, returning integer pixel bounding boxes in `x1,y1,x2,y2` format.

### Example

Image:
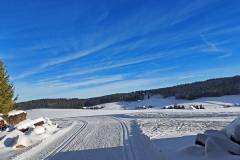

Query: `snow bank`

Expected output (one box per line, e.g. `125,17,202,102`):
224,117,240,142
172,117,240,160
34,126,45,135
12,122,77,160
0,117,58,151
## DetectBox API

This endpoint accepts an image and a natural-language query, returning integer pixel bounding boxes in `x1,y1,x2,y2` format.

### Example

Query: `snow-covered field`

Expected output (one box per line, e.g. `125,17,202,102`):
94,95,240,110
1,95,240,160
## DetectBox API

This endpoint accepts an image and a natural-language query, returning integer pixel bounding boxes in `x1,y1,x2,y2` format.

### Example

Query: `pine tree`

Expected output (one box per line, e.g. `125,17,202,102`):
0,60,15,115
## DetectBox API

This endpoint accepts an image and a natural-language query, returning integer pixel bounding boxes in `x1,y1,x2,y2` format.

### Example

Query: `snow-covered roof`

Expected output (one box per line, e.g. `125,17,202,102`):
8,110,26,117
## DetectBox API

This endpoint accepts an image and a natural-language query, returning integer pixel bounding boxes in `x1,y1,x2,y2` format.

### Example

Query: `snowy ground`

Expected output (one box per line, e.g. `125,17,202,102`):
136,112,238,160
94,95,240,110
2,95,240,160
11,116,163,160
17,107,240,160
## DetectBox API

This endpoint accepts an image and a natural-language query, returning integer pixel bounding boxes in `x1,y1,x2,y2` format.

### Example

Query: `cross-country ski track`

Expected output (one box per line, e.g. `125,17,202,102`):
13,116,163,160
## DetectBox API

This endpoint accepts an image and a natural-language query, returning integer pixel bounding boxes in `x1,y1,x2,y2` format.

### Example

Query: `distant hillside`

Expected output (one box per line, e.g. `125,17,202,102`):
15,75,240,109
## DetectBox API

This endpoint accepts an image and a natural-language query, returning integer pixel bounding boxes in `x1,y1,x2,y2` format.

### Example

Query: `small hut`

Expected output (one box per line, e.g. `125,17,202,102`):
7,110,27,125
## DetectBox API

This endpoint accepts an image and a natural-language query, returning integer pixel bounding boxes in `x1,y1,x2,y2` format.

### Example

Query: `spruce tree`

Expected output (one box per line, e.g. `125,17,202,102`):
0,60,15,115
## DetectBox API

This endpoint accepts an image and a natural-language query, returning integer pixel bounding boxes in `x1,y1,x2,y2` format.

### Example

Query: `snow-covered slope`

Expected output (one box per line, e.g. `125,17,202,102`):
94,95,240,110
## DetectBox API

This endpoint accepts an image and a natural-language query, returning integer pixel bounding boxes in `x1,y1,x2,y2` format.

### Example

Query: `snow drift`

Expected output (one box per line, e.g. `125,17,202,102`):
175,117,240,160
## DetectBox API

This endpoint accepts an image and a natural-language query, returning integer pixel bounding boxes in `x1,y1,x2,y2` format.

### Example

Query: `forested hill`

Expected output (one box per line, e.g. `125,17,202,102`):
16,75,240,109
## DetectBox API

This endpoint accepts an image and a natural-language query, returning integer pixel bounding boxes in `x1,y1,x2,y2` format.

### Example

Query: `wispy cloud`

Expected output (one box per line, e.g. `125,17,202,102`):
15,64,240,102
4,0,240,101
14,1,219,81
16,76,170,101
200,34,222,52
135,66,178,78
38,51,166,82
199,34,232,59
170,0,218,26
96,11,109,23
216,53,232,59
14,41,113,80
37,74,124,89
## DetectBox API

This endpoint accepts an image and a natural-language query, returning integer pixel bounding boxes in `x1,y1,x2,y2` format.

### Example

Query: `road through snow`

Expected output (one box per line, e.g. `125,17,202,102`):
13,116,163,160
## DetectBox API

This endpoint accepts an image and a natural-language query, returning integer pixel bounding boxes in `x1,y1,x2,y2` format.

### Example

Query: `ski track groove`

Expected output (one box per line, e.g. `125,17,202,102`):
44,120,88,160
112,117,136,160
12,117,139,160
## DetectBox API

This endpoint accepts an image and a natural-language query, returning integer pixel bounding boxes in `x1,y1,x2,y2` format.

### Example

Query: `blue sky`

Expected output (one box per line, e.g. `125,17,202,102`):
0,0,240,101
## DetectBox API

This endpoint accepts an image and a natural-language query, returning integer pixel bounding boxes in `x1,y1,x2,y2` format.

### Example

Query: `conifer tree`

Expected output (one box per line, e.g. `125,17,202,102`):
0,60,15,115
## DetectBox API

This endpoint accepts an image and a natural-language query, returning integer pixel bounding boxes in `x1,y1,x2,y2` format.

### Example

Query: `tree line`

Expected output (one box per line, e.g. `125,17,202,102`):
148,76,240,99
15,91,145,109
16,75,240,109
